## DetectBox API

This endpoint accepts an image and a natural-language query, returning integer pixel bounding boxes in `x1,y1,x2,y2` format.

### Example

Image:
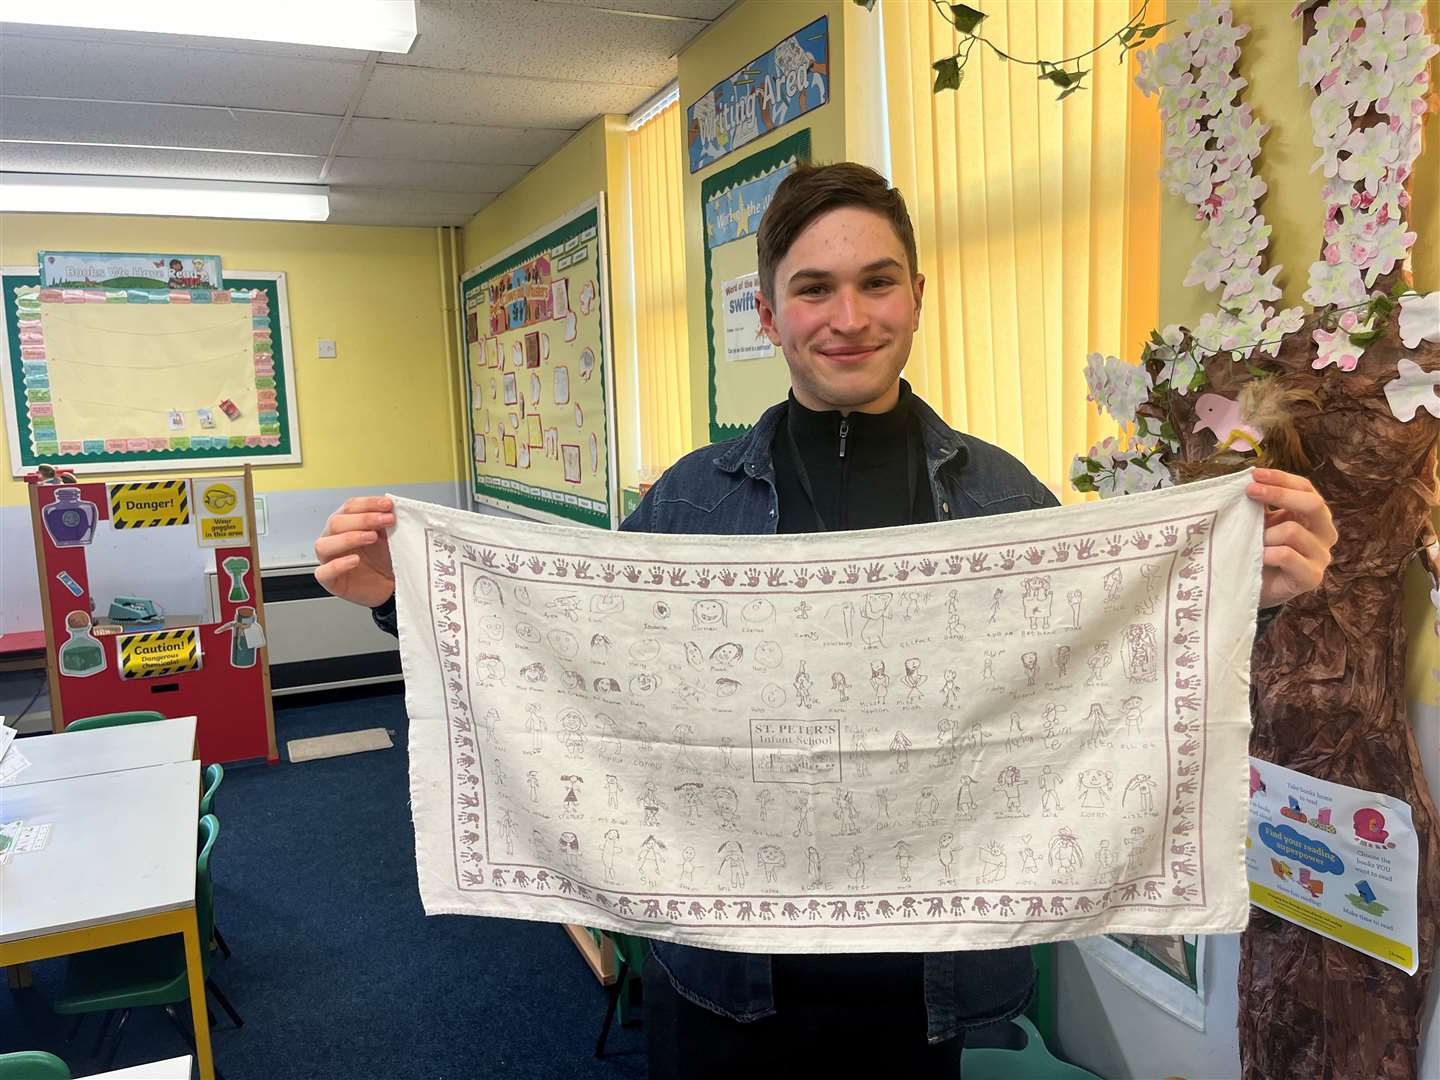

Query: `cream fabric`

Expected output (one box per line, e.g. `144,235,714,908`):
396,470,1261,953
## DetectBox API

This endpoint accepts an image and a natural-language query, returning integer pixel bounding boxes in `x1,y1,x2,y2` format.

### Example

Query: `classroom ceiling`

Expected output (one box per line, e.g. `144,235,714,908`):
0,0,731,227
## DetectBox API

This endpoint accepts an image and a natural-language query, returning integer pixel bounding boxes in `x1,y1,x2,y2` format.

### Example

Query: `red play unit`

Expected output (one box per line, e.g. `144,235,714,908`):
29,467,278,764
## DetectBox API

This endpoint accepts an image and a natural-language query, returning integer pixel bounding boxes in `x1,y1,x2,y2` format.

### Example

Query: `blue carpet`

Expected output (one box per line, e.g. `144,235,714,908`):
1,687,647,1079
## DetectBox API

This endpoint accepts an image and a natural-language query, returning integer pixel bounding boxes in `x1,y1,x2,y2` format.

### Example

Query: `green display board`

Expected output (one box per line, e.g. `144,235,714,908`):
701,129,811,443
458,197,618,529
2,267,299,475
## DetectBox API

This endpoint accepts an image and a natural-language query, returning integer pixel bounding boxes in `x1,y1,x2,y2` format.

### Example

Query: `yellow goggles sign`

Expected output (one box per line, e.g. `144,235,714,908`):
108,480,191,529
117,627,202,680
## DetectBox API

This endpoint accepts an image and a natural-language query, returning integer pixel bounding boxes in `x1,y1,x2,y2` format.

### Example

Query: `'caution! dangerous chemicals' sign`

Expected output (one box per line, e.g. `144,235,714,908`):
117,627,202,679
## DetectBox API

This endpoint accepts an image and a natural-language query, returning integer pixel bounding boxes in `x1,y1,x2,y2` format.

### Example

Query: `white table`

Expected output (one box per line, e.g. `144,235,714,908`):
81,1055,193,1078
0,761,214,1080
1,716,197,787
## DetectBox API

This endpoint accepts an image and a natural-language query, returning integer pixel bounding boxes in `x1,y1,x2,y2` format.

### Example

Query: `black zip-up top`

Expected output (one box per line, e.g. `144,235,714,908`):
771,380,936,534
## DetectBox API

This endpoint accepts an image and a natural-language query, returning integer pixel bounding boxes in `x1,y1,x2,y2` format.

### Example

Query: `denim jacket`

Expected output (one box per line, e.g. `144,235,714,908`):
619,392,1055,1043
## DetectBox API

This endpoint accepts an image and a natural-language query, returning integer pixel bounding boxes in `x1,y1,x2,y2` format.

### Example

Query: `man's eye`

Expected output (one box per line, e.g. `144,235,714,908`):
800,284,828,296
868,278,895,289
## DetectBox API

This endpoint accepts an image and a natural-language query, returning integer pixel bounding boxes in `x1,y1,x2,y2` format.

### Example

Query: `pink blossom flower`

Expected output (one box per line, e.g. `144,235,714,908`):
1312,325,1362,372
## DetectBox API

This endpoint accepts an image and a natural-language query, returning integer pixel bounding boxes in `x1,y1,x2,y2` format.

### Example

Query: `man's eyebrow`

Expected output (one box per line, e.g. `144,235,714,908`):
787,258,904,283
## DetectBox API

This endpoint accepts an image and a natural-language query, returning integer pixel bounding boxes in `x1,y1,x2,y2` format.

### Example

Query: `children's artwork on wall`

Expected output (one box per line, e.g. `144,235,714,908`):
459,196,617,528
2,269,299,474
701,130,811,442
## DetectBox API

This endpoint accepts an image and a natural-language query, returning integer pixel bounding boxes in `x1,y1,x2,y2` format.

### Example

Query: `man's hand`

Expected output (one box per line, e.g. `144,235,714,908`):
315,496,396,607
1246,468,1337,609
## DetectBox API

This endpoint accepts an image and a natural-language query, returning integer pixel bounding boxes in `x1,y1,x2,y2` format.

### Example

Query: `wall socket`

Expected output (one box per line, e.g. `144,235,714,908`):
317,339,337,358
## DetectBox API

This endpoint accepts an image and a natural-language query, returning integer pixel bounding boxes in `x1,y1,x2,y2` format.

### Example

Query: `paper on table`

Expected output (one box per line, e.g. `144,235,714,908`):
396,471,1264,952
0,748,30,785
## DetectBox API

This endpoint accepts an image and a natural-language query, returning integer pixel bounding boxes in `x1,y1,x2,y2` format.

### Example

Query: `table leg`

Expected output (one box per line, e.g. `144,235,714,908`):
181,910,215,1080
5,963,34,989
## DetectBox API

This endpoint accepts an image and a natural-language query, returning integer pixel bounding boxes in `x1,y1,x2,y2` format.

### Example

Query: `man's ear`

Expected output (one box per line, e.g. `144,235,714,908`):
756,286,783,346
911,272,926,331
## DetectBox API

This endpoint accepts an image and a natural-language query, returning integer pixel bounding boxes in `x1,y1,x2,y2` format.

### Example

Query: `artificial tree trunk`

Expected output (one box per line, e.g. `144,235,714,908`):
1160,316,1440,1078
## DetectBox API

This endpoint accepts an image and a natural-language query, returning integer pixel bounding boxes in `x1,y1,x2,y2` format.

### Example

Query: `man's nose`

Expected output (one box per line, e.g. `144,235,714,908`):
829,288,868,334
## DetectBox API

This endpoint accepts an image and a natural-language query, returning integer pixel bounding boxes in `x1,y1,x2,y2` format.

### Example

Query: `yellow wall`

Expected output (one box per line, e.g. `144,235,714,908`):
677,0,850,450
0,213,460,508
461,115,638,488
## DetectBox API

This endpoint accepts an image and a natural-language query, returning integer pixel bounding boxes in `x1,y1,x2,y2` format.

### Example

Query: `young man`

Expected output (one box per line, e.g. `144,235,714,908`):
315,163,1336,1075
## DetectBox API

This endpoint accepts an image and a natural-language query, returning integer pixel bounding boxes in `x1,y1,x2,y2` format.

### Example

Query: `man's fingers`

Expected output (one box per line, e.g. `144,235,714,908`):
323,511,394,538
314,554,360,590
314,531,377,562
1248,483,1336,540
1263,520,1331,565
1251,469,1315,491
339,496,394,515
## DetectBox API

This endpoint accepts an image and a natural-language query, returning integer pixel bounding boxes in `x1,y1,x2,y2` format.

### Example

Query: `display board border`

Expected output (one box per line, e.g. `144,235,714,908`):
1,266,300,475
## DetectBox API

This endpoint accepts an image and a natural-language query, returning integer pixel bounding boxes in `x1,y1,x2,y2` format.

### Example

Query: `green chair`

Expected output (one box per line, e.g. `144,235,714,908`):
199,763,224,817
52,815,242,1074
65,711,165,732
0,1051,71,1080
593,931,650,1058
963,1014,1103,1080
198,765,232,960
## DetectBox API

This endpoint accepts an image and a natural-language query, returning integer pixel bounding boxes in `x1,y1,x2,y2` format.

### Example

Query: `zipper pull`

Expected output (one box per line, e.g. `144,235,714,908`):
838,418,849,459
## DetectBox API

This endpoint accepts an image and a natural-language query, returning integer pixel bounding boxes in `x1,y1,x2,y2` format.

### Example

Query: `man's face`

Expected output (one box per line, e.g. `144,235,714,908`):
757,205,924,415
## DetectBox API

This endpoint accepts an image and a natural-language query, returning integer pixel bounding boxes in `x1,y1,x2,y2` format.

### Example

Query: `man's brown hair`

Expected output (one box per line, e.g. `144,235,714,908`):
755,162,919,301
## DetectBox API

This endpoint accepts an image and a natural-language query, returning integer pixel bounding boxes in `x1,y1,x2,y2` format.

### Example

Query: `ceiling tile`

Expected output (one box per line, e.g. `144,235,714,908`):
340,118,571,166
0,142,324,183
0,33,362,114
536,0,733,21
326,157,530,193
0,97,340,156
394,0,690,87
358,64,651,128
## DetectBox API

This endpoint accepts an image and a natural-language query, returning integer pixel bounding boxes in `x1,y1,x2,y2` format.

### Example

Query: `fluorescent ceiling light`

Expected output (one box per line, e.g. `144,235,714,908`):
0,0,417,53
0,173,331,222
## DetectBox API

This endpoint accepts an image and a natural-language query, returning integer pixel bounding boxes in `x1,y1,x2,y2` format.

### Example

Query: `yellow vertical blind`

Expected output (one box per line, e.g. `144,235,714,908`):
625,99,693,483
882,0,1161,501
